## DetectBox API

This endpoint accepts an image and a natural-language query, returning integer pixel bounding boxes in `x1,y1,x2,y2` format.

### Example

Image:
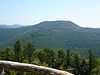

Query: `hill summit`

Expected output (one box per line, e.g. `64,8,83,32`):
0,20,100,56
33,21,80,29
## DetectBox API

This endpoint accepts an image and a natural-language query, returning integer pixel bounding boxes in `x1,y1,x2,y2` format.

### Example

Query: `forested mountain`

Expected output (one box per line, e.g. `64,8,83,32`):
0,21,100,56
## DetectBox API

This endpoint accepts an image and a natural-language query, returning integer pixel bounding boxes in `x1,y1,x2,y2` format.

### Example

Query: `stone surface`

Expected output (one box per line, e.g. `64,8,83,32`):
0,61,74,75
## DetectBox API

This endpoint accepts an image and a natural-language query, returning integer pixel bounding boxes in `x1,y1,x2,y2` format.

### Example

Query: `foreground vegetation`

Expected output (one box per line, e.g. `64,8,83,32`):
0,40,100,75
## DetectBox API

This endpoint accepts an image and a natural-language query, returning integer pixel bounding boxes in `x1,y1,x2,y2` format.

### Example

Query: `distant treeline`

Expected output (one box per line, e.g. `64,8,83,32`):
0,40,100,75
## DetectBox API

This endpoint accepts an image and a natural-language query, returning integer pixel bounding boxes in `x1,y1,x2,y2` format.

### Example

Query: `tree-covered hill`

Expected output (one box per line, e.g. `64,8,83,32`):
0,21,100,56
0,26,32,47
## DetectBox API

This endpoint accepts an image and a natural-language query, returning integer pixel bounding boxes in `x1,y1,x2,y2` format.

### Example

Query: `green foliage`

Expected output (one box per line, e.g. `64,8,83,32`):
65,49,73,68
24,41,36,63
0,47,14,61
73,53,82,75
0,40,99,75
0,21,100,56
88,48,98,75
32,58,48,67
14,40,24,62
43,48,56,67
34,49,46,63
79,58,88,75
55,50,66,69
65,67,74,73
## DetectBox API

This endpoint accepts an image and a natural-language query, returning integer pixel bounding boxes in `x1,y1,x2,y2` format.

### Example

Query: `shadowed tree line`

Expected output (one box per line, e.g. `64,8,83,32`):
0,40,100,75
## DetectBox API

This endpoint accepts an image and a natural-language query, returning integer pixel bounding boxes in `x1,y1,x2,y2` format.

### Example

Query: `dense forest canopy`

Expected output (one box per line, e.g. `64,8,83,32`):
0,40,100,75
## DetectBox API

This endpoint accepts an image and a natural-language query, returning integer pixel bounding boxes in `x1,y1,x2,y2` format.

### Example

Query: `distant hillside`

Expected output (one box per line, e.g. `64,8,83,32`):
0,25,34,47
0,21,100,56
0,24,28,29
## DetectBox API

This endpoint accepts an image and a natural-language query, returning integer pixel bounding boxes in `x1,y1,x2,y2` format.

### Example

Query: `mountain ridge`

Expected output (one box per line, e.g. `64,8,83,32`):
0,21,100,56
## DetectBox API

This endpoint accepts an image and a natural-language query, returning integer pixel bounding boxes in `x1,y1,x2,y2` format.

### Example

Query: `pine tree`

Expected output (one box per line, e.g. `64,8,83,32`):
24,41,36,63
43,48,56,67
80,58,88,75
14,40,24,62
73,53,81,75
65,49,73,68
56,50,66,69
88,48,97,75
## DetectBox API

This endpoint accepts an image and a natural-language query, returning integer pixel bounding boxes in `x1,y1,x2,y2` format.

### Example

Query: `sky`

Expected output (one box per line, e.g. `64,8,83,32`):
0,0,100,28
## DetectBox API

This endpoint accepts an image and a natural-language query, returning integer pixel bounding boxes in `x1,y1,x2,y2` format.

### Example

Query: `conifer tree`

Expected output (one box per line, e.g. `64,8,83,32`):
24,41,36,63
88,48,97,75
14,40,24,62
80,58,88,75
56,50,66,69
43,48,56,67
65,49,72,68
73,53,81,75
